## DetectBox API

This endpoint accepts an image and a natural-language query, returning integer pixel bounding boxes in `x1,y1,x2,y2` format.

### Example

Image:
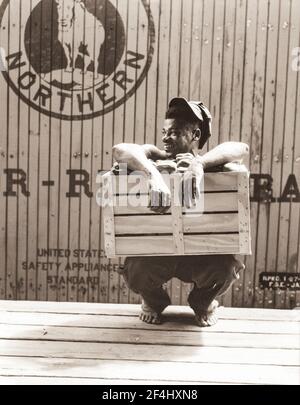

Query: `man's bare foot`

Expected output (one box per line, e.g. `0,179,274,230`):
194,300,219,327
140,300,162,324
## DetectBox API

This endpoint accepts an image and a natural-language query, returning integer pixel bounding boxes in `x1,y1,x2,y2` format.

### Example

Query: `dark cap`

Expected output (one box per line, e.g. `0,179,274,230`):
168,97,212,149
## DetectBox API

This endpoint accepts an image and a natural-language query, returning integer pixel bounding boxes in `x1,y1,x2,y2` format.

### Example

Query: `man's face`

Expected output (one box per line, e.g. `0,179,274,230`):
162,118,196,157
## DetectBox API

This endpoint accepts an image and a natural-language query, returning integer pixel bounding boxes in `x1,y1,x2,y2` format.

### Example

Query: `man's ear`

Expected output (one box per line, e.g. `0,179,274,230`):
192,128,201,142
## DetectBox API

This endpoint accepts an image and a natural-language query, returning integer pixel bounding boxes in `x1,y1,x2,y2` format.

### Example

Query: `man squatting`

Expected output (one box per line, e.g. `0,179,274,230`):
112,97,248,327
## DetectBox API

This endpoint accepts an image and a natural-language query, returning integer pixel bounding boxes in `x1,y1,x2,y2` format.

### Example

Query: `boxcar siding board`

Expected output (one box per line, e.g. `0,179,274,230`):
66,136,81,295
259,0,280,310
25,0,38,301
0,4,8,299
189,0,203,101
209,0,225,149
37,0,52,302
230,0,247,309
200,0,214,154
280,0,300,310
230,0,247,144
47,0,61,303
79,123,92,303
16,0,30,300
6,3,21,300
266,0,290,309
142,0,159,147
57,85,72,302
240,0,258,307
76,0,98,303
134,1,149,147
250,0,269,309
291,10,300,308
178,0,193,100
153,0,166,148
219,0,235,145
252,0,271,309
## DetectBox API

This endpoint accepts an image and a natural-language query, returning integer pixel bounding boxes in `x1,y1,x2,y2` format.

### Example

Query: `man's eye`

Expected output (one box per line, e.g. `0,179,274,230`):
162,131,179,136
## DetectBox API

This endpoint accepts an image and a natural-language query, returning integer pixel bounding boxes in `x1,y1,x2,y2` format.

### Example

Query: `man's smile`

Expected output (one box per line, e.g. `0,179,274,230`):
163,142,176,152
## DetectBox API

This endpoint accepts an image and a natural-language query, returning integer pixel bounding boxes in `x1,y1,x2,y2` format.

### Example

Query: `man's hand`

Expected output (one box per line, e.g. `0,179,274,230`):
176,153,204,209
155,159,177,173
148,175,171,214
175,153,195,172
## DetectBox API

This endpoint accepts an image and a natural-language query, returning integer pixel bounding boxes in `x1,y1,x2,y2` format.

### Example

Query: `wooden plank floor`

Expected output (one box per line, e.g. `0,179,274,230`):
0,301,299,385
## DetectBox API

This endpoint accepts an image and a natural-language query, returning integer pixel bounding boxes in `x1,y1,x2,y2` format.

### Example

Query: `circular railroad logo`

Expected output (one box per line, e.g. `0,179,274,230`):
0,0,155,120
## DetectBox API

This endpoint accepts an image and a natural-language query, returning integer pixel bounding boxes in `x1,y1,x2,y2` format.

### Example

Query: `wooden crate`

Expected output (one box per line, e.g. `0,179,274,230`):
97,171,251,258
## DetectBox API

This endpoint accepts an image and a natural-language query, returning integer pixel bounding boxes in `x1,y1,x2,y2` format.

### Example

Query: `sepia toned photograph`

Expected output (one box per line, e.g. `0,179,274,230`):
0,0,299,388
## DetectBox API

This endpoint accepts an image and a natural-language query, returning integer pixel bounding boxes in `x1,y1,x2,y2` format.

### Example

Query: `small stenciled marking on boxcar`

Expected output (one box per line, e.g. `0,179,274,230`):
259,272,300,291
0,0,155,120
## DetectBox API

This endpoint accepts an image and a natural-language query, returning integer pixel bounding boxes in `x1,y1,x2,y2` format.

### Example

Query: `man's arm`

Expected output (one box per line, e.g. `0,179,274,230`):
112,143,171,213
198,142,249,169
175,142,249,207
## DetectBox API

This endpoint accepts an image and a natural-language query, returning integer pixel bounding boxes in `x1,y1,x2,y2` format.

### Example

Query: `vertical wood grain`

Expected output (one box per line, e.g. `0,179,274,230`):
265,0,290,309
240,0,258,307
0,0,9,299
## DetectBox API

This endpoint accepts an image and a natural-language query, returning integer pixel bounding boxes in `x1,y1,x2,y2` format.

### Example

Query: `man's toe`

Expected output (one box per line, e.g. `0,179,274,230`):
139,313,147,322
207,314,218,326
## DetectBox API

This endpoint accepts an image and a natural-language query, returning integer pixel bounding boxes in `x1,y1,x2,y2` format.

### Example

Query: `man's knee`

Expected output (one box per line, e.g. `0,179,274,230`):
216,255,245,282
212,256,245,296
226,255,245,280
123,258,157,293
192,255,245,288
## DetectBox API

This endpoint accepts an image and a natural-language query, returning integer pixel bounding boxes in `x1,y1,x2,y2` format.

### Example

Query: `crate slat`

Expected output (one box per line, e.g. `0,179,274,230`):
106,171,238,194
115,215,173,235
183,213,239,233
184,234,240,254
102,174,116,257
115,235,174,256
238,172,252,255
115,234,240,256
115,213,239,235
170,176,185,254
113,192,238,216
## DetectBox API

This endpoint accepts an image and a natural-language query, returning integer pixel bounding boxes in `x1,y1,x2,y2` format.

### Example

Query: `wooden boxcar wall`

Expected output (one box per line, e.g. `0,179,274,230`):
0,0,299,308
